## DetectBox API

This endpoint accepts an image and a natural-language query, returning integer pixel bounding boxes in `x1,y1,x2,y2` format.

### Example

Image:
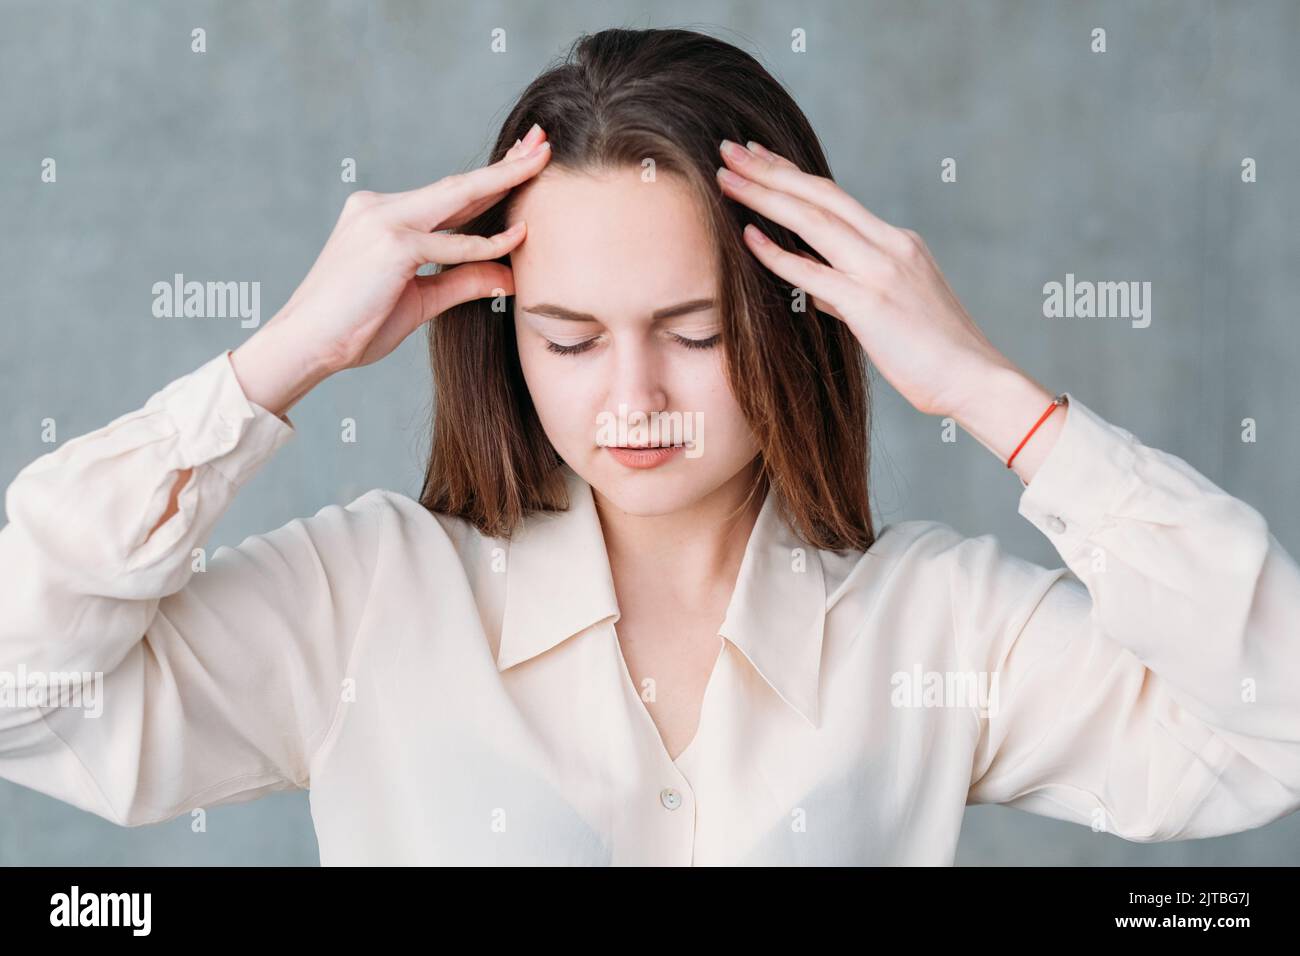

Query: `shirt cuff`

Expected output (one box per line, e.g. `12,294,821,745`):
1016,391,1143,555
146,349,297,485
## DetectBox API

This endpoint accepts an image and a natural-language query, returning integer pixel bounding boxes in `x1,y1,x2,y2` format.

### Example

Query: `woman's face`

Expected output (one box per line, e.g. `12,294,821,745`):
507,165,760,516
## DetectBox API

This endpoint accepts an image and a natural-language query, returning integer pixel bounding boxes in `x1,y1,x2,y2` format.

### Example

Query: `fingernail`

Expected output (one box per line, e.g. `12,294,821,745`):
524,140,551,158
744,224,770,244
523,122,543,144
504,221,525,234
716,166,747,188
746,140,772,158
513,138,523,149
720,139,749,161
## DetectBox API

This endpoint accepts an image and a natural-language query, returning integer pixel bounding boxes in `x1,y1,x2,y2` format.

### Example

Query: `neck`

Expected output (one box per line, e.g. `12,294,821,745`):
593,459,765,609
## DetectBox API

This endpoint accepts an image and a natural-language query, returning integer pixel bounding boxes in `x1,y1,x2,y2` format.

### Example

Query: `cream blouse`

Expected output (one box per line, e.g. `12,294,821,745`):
2,349,1298,865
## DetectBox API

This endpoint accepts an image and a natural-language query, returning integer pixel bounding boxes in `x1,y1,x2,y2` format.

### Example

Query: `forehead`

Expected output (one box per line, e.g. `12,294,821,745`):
507,166,719,317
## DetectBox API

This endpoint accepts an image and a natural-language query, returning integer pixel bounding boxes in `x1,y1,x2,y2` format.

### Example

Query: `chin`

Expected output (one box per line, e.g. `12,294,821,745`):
577,451,729,516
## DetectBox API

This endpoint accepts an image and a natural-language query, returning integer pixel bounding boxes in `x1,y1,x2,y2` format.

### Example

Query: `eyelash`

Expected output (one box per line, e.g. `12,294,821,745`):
544,333,721,356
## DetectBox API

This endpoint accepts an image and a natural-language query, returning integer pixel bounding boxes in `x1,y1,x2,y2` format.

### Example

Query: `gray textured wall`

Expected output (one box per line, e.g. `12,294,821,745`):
2,0,1297,865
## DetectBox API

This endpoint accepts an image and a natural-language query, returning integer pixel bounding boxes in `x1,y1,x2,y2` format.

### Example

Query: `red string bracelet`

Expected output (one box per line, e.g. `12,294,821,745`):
1005,394,1068,469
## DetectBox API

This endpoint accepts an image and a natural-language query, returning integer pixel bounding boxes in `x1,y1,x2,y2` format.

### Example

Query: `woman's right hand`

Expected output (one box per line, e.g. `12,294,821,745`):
230,124,551,417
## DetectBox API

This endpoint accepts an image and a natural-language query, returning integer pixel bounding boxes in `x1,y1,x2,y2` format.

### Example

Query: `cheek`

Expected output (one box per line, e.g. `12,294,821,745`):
675,363,756,450
514,322,561,393
679,350,736,407
705,389,753,445
515,343,599,446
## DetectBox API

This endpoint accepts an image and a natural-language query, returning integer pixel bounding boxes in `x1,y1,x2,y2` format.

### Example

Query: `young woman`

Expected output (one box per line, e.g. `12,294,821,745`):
2,28,1297,866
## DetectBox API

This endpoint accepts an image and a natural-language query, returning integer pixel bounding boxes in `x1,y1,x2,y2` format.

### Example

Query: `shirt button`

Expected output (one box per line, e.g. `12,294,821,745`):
659,787,682,811
1046,514,1067,534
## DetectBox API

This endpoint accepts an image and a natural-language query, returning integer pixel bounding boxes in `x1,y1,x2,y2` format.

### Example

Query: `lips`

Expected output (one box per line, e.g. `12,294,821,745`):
604,445,685,469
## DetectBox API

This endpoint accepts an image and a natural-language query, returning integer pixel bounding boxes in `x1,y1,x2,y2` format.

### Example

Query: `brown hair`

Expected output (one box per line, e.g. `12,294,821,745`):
419,27,875,552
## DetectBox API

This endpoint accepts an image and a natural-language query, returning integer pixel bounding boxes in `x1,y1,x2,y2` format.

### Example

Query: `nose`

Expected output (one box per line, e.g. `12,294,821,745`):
607,335,669,423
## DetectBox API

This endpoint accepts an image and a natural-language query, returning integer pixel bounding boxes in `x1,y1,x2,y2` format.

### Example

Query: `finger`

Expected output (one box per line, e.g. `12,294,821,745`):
404,220,527,266
383,155,523,234
742,224,861,320
745,141,797,169
721,140,901,252
511,122,547,156
416,261,515,323
717,164,880,276
392,138,551,232
439,125,549,229
366,262,514,358
793,250,844,319
420,137,549,231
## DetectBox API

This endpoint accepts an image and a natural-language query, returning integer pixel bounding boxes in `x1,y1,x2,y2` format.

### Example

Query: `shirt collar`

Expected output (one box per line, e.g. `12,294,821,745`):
497,464,827,729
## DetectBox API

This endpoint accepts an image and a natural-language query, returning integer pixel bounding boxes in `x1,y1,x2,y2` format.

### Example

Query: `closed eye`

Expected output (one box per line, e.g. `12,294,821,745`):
544,333,721,356
544,338,597,356
674,332,721,350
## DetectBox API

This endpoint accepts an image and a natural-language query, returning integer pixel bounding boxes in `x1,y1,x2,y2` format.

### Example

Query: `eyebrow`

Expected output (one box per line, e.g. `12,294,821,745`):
519,298,717,323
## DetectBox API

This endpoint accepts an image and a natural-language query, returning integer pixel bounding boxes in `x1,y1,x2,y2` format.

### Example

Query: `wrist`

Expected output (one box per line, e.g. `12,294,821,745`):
949,364,1065,482
229,314,336,418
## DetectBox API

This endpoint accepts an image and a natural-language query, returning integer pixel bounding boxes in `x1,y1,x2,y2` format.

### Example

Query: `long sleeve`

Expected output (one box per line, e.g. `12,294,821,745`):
960,392,1300,841
0,350,385,827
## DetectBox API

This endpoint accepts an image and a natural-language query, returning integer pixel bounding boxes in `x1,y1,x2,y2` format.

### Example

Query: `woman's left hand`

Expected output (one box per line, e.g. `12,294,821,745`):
715,138,1018,420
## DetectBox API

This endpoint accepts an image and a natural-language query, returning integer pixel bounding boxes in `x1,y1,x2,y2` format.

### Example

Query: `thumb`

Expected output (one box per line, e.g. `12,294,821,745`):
416,261,515,320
